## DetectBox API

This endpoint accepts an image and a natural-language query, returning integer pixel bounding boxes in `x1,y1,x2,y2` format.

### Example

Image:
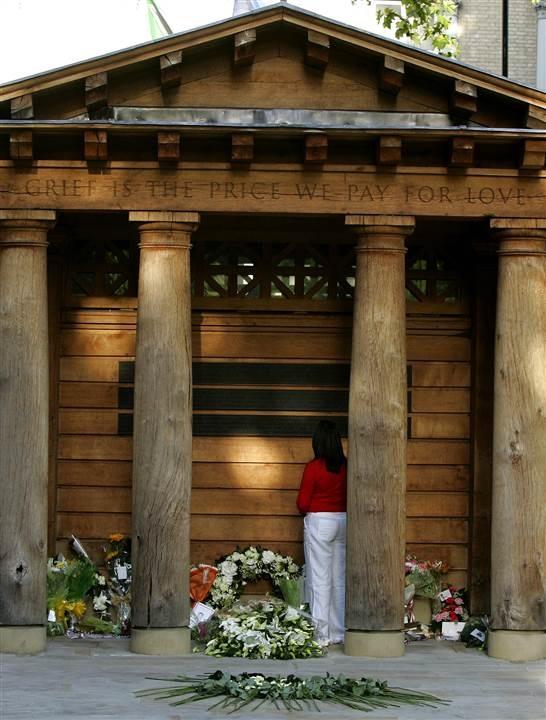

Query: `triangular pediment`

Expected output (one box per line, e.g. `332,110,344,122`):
0,3,545,130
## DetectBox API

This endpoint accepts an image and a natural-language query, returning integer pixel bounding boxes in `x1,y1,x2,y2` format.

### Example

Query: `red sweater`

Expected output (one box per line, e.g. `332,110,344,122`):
297,458,347,514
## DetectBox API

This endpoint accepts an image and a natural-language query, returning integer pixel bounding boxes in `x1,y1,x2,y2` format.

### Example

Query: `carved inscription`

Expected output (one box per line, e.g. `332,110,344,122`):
14,179,536,205
0,168,544,217
23,179,97,196
404,184,528,206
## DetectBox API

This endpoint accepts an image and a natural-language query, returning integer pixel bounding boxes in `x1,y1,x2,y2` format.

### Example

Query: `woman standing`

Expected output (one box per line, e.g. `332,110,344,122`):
297,420,347,645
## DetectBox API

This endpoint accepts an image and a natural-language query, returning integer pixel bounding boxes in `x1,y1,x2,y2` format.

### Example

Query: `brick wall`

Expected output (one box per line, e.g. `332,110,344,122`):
457,0,538,86
458,0,503,75
508,0,538,86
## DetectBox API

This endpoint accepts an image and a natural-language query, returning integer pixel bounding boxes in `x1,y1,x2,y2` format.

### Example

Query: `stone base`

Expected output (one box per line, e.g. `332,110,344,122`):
0,626,46,655
344,630,404,657
130,627,191,655
488,630,546,662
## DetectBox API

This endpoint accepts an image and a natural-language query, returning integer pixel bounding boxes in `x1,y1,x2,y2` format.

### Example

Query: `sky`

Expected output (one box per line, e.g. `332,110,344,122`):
0,0,389,85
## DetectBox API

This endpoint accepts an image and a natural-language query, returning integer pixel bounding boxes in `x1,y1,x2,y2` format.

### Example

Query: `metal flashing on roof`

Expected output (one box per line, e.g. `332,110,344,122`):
1,118,546,139
109,106,459,130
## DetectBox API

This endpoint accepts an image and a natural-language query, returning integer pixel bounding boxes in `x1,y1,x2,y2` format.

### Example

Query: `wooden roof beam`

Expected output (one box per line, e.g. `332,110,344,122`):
9,130,33,161
526,105,546,129
377,135,402,165
231,132,254,164
160,50,183,89
520,139,546,169
379,56,404,95
304,132,328,164
305,30,329,70
85,72,108,117
10,94,33,120
84,129,108,161
157,131,180,162
450,80,478,122
234,29,256,67
450,137,474,167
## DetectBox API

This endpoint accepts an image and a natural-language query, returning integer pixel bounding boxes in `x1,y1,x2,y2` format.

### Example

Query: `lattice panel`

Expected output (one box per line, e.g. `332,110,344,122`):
65,235,466,305
191,241,356,300
406,248,467,304
68,237,137,297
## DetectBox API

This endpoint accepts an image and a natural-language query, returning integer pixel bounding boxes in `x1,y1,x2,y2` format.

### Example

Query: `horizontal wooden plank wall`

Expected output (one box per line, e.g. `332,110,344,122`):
55,307,471,588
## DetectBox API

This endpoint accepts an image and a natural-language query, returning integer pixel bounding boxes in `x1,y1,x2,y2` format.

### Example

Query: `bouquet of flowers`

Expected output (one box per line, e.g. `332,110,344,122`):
460,615,489,649
137,670,449,713
46,534,133,637
102,533,132,634
198,599,323,660
405,555,448,600
190,564,217,603
277,575,304,608
46,555,98,635
431,586,469,629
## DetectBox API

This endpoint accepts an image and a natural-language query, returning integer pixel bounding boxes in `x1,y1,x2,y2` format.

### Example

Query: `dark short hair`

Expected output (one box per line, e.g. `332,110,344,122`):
312,420,346,473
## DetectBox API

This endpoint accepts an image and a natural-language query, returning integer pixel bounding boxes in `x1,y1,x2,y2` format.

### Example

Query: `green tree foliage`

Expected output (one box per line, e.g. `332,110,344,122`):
363,0,460,56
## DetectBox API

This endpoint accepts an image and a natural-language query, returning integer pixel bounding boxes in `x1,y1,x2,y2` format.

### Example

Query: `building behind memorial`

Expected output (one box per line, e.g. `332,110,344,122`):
457,0,545,89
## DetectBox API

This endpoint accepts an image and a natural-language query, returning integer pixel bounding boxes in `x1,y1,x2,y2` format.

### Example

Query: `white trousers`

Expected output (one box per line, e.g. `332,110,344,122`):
303,511,346,643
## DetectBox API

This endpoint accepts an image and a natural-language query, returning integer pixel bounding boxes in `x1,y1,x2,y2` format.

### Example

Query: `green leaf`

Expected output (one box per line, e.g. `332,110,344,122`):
362,0,460,57
65,559,97,601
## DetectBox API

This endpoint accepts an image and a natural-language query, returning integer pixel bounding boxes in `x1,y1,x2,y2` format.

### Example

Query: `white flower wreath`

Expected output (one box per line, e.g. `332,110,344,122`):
209,546,301,609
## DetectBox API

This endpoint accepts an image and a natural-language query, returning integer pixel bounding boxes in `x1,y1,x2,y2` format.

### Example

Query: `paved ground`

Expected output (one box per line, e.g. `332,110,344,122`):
1,638,545,719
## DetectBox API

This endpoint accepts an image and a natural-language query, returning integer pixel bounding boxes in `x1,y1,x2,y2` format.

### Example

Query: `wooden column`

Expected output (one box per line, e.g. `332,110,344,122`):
0,209,56,655
489,218,546,662
344,214,414,658
469,242,497,616
129,211,199,656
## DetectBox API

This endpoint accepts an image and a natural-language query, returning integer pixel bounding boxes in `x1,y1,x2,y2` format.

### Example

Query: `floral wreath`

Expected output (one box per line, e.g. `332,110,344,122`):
209,546,301,609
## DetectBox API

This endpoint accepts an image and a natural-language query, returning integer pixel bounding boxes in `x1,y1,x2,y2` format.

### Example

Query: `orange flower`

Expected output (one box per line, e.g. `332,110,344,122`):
109,533,125,543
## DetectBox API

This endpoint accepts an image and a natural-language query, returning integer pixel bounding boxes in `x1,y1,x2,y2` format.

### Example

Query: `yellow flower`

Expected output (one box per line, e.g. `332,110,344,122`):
69,601,87,619
55,600,69,620
109,533,125,543
105,551,119,561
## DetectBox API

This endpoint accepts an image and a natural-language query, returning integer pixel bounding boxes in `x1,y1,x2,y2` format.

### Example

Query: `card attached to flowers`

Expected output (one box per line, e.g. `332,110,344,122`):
115,563,128,581
470,628,486,643
190,602,215,628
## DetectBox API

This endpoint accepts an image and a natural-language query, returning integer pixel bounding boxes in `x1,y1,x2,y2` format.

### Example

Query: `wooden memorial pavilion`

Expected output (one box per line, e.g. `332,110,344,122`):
1,3,545,661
